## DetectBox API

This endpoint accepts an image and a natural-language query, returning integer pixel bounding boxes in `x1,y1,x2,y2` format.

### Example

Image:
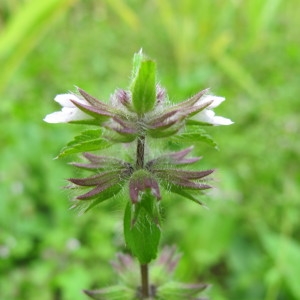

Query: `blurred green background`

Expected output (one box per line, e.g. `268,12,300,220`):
0,0,299,299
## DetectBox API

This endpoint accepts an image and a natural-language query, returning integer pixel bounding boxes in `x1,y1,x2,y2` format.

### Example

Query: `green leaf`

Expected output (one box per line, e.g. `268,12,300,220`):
104,131,137,143
124,194,161,264
170,127,218,150
57,129,112,158
131,52,156,115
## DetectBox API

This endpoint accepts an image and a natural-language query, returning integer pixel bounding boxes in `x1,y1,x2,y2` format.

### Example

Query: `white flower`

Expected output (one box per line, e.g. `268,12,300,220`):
195,95,233,126
44,94,92,123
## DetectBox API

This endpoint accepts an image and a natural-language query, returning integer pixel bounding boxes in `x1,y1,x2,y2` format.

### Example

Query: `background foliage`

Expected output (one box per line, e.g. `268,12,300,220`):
0,0,299,299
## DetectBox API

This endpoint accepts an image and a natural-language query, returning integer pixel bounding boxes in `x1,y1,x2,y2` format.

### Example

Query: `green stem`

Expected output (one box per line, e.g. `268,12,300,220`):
136,135,145,169
140,263,150,298
136,135,150,299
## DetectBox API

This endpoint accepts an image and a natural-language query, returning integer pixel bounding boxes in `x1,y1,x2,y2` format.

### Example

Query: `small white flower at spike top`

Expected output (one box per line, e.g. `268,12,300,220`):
44,94,92,123
194,94,234,126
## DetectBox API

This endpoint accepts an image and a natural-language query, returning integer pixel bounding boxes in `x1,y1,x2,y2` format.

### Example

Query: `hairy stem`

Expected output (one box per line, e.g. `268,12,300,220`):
140,263,150,298
136,135,150,298
136,135,145,169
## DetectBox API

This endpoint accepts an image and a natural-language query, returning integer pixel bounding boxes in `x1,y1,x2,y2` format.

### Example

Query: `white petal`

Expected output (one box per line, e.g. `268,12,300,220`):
61,107,92,122
44,107,92,123
44,111,70,123
196,109,233,126
211,115,234,126
196,110,216,123
54,94,86,108
199,95,225,109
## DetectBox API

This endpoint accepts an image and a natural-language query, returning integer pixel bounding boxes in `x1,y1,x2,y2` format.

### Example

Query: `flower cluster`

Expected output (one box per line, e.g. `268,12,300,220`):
84,246,209,300
45,78,232,213
45,52,233,210
67,147,214,213
44,85,232,142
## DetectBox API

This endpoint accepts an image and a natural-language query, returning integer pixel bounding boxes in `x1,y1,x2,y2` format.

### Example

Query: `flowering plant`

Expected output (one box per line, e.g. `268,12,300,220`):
45,50,232,299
